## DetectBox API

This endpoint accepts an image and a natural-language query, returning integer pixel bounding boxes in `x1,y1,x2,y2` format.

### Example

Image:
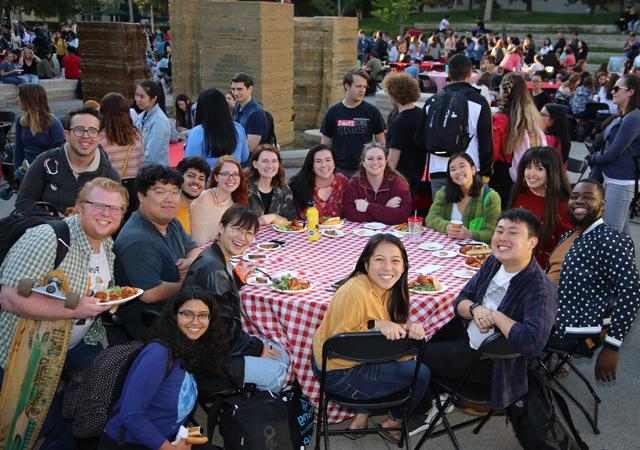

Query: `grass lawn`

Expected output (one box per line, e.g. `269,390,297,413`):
360,9,619,35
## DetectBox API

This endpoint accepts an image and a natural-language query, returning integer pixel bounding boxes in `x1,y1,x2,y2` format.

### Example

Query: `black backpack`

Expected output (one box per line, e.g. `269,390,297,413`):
423,89,472,157
507,365,589,450
263,109,278,146
0,205,69,269
62,339,173,439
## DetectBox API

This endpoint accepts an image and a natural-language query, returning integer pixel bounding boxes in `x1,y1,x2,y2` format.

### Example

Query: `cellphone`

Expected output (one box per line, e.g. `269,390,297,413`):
330,277,348,289
269,239,287,247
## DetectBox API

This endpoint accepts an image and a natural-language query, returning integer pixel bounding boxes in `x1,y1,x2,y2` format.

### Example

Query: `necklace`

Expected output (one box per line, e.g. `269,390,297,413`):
316,175,334,189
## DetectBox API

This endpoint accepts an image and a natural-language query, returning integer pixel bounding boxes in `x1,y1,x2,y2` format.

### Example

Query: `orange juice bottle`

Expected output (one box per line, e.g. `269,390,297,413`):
307,201,319,241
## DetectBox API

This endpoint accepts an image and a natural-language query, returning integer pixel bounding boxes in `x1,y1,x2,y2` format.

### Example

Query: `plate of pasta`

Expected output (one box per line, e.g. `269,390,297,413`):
94,286,143,305
270,273,313,294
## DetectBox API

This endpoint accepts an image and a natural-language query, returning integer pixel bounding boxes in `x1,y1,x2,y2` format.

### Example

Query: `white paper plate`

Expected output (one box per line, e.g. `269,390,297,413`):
246,276,273,286
386,230,406,239
256,242,283,251
391,224,410,234
272,224,306,233
96,288,144,306
363,222,386,230
456,244,491,258
321,229,345,238
431,250,458,258
270,280,313,294
318,219,344,229
419,242,444,251
463,261,483,271
453,269,477,279
410,284,447,295
353,228,377,237
242,253,269,263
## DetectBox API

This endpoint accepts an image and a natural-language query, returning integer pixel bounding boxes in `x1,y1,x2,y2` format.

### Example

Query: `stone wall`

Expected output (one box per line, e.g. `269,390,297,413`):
170,0,294,145
77,22,149,103
293,17,357,130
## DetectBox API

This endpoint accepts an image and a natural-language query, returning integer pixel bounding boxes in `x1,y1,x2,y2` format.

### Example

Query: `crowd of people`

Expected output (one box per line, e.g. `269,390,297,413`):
0,17,639,450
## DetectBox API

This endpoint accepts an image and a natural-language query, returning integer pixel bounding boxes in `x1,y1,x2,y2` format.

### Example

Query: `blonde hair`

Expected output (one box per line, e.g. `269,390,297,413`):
18,84,52,134
500,73,543,155
77,177,129,210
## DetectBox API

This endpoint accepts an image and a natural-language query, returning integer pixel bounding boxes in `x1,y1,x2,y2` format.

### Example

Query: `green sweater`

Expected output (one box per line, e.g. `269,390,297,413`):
425,186,501,244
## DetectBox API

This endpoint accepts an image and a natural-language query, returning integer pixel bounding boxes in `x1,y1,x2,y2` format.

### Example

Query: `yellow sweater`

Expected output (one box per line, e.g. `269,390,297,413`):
312,273,391,370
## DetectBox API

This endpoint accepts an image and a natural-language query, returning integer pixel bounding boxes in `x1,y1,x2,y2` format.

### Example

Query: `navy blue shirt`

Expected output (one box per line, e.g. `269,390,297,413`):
232,98,268,143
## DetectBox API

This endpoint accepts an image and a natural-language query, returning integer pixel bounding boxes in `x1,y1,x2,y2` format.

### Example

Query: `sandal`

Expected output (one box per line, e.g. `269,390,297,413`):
376,422,402,445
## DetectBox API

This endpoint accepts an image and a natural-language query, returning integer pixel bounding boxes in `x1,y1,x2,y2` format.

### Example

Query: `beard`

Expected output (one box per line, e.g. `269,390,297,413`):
181,187,199,200
568,208,601,228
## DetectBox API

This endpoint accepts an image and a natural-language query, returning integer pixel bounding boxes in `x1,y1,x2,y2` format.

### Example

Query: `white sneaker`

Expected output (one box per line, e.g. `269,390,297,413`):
409,394,454,437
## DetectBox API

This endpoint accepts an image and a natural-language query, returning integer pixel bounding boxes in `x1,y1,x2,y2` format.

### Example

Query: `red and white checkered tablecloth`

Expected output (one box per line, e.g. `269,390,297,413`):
239,221,475,423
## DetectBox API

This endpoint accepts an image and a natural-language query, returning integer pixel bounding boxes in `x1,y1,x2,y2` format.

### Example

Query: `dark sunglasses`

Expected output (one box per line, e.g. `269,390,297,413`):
611,85,630,93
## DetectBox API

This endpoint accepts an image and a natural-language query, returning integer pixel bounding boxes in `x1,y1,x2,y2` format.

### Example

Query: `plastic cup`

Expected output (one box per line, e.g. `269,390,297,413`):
408,216,423,242
450,220,463,229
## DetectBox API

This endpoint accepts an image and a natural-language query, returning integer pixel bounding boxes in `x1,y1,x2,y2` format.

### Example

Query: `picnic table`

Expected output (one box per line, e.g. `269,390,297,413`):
526,81,560,93
239,221,479,422
390,61,446,73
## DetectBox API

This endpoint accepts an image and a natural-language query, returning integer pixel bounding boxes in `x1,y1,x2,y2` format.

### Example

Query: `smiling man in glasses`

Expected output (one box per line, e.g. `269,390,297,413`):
15,106,120,216
114,164,202,340
0,177,127,449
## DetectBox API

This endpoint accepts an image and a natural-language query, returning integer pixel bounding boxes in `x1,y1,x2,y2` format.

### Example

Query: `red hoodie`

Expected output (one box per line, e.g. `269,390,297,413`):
343,173,412,225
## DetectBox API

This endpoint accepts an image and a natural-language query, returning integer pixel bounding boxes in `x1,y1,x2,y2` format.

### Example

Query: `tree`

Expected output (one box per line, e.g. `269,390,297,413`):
309,0,367,16
371,0,418,35
3,0,77,20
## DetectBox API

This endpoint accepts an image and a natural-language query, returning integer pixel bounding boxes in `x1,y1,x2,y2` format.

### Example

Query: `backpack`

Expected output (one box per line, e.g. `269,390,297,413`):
507,365,589,450
62,339,173,439
263,109,278,146
423,89,472,157
215,381,314,450
0,206,69,269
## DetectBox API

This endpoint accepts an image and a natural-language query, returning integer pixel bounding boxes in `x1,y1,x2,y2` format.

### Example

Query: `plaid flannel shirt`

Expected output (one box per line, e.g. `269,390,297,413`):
455,255,557,408
0,215,111,369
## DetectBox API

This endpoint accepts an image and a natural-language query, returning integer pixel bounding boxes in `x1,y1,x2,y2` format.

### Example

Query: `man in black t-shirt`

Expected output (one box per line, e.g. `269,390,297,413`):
530,74,551,111
320,69,385,177
383,72,426,196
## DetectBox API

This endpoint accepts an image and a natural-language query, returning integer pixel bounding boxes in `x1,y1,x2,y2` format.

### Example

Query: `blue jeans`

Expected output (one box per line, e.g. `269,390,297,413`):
1,76,25,85
311,353,430,420
604,182,634,235
0,340,103,450
244,339,289,393
21,74,39,83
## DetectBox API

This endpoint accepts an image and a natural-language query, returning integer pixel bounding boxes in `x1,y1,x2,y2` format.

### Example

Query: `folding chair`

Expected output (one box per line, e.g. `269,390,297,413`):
538,331,603,434
413,332,520,450
315,332,424,450
567,157,588,184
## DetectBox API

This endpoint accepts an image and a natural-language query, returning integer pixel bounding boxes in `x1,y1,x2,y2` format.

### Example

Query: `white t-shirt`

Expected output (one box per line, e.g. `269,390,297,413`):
451,203,463,222
69,244,111,348
467,266,519,349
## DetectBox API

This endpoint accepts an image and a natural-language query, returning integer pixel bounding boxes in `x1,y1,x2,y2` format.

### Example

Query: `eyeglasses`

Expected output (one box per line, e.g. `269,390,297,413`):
83,200,124,215
177,310,211,322
540,112,551,117
217,171,241,180
149,188,181,199
229,225,256,240
611,85,630,93
69,127,100,138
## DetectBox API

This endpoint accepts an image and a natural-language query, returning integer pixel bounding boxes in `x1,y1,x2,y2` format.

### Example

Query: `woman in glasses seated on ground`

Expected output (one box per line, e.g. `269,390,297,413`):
245,144,296,225
343,143,412,225
509,146,571,268
190,155,248,246
312,234,429,444
425,152,501,245
289,144,349,219
99,287,226,450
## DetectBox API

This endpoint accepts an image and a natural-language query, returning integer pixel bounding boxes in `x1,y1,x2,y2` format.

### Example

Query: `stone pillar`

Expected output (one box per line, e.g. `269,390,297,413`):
293,17,358,130
77,22,149,103
170,0,294,145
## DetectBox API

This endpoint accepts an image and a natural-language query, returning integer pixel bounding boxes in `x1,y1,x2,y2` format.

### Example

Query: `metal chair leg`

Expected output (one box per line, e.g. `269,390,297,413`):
549,375,600,434
402,408,410,450
322,398,331,449
472,409,495,434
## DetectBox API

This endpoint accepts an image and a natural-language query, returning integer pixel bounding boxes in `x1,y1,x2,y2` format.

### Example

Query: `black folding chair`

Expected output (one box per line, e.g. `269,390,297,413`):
315,332,424,450
413,332,520,450
567,157,588,184
538,331,604,434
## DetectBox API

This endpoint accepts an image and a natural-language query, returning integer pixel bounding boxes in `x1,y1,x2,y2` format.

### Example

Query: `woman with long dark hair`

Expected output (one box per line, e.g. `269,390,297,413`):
509,146,571,267
99,287,227,450
540,103,571,163
289,144,348,219
425,152,501,244
490,72,546,207
311,234,429,442
135,79,171,166
174,93,193,131
100,92,145,180
245,144,296,225
184,88,249,169
343,143,412,225
13,83,64,167
590,74,640,234
190,155,248,245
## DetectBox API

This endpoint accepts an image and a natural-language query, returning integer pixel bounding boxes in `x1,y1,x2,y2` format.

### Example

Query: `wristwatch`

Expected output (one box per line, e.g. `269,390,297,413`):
469,302,482,318
367,319,376,330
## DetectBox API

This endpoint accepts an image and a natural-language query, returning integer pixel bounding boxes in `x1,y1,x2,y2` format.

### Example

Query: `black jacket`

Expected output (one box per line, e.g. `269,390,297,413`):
183,243,264,388
15,144,120,215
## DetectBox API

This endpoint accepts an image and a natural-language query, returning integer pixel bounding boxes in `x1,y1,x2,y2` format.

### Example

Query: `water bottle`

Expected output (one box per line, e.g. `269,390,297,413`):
307,201,319,242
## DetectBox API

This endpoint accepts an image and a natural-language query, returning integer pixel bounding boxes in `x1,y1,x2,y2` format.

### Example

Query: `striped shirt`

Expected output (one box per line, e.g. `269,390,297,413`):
101,135,145,179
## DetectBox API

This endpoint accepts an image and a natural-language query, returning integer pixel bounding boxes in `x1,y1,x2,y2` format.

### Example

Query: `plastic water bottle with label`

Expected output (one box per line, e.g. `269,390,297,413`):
306,201,319,241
